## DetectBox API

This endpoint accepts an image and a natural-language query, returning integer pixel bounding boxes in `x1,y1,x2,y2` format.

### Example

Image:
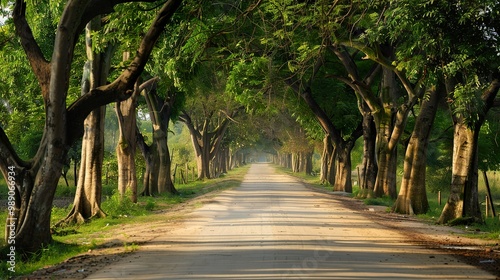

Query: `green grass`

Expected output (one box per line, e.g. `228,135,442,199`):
274,166,334,193
0,165,250,278
468,217,500,239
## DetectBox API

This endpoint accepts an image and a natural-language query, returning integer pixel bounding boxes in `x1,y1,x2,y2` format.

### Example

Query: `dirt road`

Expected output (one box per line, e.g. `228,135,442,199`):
85,164,496,279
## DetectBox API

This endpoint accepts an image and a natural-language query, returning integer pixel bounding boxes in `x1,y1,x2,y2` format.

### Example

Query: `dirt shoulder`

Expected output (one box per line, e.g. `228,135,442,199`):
18,184,500,279
15,189,226,280
320,190,500,278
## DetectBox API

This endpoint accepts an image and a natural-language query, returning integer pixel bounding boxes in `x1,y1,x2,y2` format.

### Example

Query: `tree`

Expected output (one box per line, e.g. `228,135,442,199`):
0,0,182,254
374,0,500,220
179,78,242,180
115,52,140,203
393,87,444,214
58,18,113,225
137,78,179,195
323,1,424,199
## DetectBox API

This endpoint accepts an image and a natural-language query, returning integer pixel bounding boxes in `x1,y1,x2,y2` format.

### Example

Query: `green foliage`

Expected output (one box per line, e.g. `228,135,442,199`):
226,56,270,112
96,2,155,53
426,109,454,193
478,112,500,171
102,190,149,218
363,196,394,207
380,0,500,126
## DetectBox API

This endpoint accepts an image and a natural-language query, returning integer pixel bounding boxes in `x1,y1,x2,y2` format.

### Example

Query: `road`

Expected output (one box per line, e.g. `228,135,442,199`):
85,163,496,279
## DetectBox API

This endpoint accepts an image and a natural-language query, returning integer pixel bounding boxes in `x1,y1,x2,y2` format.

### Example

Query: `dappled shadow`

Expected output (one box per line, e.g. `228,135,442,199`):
86,238,481,279
82,164,496,279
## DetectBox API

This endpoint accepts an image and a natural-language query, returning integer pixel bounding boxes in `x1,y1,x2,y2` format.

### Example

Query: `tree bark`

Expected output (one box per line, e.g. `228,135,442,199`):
116,80,139,203
372,67,400,199
393,88,442,215
140,81,177,194
333,139,357,192
319,135,331,183
180,109,236,180
438,76,500,224
57,18,112,226
358,105,377,198
438,123,479,223
60,106,106,224
137,127,158,196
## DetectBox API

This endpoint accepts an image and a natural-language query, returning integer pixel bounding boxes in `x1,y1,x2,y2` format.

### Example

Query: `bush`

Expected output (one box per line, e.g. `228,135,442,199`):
102,191,146,217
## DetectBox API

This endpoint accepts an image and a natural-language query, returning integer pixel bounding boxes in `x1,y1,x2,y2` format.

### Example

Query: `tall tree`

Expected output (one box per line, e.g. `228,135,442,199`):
326,1,424,199
137,78,179,195
393,87,443,214
179,98,241,179
58,17,113,225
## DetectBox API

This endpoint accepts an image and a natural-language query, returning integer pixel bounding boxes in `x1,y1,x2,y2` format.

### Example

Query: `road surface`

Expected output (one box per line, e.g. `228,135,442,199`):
86,164,495,279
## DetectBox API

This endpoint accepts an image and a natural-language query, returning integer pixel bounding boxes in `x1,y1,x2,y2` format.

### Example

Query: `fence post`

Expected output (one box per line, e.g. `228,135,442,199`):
486,195,489,218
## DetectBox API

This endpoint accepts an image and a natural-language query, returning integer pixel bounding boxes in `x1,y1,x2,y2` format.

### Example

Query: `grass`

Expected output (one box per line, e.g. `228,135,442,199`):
0,165,250,278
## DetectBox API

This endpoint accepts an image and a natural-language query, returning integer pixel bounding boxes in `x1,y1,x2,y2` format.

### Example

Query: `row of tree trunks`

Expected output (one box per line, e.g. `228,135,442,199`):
290,151,313,174
180,109,237,180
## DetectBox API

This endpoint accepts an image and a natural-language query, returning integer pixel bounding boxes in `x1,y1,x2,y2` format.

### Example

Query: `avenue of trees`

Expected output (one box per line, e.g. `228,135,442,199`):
0,0,500,256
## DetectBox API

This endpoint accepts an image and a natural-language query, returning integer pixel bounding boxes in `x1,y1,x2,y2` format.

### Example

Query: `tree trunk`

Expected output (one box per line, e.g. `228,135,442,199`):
60,107,106,225
358,107,377,198
304,151,313,175
333,140,356,192
180,110,236,180
327,147,336,185
393,88,441,215
291,153,299,173
138,82,178,195
116,78,138,202
437,75,500,224
438,122,481,223
137,129,158,196
58,19,112,225
319,135,331,183
373,71,396,198
373,68,409,199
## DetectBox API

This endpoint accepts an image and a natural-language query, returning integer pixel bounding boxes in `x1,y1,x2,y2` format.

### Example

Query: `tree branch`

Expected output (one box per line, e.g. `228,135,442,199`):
13,0,51,97
77,0,160,34
0,125,30,171
66,0,183,144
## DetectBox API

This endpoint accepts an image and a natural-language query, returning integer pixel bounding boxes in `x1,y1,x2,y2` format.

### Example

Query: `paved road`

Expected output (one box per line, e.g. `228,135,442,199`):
86,164,495,279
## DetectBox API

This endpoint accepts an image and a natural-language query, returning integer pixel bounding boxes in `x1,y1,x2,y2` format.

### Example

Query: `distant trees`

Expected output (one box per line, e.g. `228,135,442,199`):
178,66,243,179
